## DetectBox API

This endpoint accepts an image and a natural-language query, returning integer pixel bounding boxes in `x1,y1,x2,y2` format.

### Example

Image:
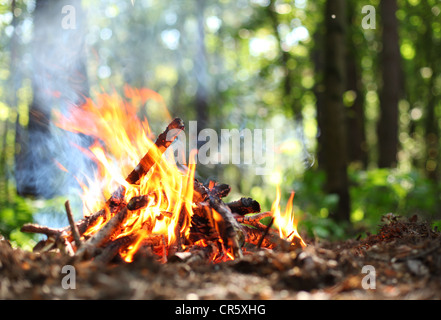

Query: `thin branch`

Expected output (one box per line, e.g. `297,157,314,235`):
65,200,82,248
257,217,274,249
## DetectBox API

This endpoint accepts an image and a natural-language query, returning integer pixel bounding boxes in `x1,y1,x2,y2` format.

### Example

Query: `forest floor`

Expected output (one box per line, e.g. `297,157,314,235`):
1,214,441,300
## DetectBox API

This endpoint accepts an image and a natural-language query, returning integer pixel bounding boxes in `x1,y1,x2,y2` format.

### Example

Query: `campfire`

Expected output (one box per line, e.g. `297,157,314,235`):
21,87,306,264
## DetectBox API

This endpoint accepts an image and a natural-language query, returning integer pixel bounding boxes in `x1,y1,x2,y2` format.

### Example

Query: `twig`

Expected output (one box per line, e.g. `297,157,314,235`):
21,224,62,238
161,234,167,264
65,200,82,249
257,217,274,249
235,211,273,230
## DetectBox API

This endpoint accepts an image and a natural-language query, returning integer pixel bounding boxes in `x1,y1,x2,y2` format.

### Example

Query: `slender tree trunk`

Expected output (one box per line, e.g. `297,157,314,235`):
378,0,401,168
346,0,367,168
323,0,350,221
423,24,439,182
15,0,89,198
313,26,326,171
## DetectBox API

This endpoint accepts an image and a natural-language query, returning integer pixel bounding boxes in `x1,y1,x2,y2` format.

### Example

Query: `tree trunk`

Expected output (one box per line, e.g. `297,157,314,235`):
377,0,401,168
423,26,439,183
345,0,367,169
313,25,326,171
322,0,350,221
15,0,89,198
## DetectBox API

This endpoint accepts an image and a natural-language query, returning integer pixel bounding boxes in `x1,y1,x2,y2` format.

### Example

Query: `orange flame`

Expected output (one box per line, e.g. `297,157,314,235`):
272,186,306,248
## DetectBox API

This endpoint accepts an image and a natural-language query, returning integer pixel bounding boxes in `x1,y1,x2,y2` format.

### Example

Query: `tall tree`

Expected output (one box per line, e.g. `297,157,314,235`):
345,0,367,169
312,17,326,171
15,0,89,198
322,0,350,221
421,1,440,183
377,0,401,168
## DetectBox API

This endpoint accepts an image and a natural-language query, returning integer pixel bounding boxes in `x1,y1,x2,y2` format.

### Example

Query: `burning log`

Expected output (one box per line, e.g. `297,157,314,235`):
127,194,157,211
94,235,135,264
208,182,231,198
125,118,185,185
76,206,131,258
193,179,209,203
227,197,261,216
208,194,243,259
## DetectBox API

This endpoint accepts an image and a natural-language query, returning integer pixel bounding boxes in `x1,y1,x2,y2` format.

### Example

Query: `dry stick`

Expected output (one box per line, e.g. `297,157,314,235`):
235,211,273,230
65,200,82,249
161,234,167,264
21,224,62,238
61,237,75,256
257,217,274,249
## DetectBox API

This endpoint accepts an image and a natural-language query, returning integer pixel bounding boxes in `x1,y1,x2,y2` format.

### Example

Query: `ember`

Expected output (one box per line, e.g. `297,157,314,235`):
21,88,306,264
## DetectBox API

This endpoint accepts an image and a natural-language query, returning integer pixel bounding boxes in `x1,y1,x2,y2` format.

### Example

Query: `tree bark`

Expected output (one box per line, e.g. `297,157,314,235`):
313,24,326,170
322,0,350,221
378,0,401,168
345,0,368,169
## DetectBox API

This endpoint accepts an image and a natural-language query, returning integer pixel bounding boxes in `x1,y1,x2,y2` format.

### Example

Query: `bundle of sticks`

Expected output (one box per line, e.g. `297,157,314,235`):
21,118,300,264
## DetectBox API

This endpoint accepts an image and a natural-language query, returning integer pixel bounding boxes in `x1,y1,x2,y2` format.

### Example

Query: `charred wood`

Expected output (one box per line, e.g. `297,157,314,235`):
227,197,261,216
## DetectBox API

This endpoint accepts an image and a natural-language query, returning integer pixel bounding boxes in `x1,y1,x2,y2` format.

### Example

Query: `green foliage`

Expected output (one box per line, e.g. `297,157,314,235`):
432,220,441,232
349,168,440,223
300,214,348,240
0,193,35,247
